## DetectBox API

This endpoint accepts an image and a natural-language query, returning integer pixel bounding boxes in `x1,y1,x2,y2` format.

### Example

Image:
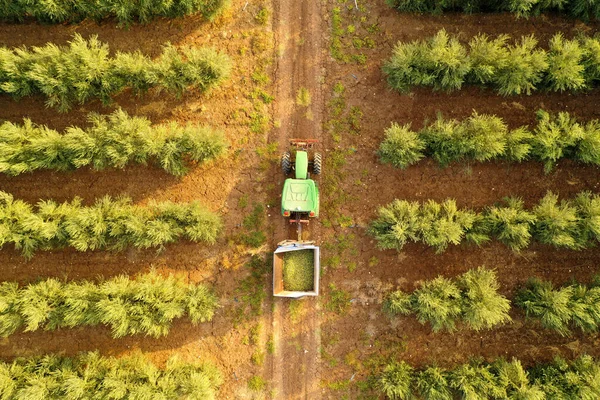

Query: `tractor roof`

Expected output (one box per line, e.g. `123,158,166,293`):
281,178,318,212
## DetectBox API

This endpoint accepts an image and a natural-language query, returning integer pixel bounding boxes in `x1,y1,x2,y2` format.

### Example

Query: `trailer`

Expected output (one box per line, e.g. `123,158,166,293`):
273,241,320,297
274,139,321,297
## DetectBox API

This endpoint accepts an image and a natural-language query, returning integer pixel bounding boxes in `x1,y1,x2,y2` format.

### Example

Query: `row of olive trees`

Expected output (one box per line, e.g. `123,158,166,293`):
0,271,217,338
0,0,226,24
385,268,600,336
384,267,511,332
0,351,222,399
369,191,600,252
516,277,600,336
384,30,600,95
0,109,226,176
379,110,600,172
386,0,600,20
0,191,222,258
0,34,231,111
378,355,600,400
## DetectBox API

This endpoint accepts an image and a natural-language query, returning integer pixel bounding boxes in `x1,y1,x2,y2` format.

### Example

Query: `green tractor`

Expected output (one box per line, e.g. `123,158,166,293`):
281,139,321,240
274,139,322,297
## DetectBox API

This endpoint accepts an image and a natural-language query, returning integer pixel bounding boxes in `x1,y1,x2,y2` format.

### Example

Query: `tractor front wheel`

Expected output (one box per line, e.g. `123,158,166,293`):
313,152,322,175
281,152,292,175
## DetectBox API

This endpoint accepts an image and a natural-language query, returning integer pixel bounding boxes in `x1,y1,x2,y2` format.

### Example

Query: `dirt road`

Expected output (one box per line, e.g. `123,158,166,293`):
269,0,324,398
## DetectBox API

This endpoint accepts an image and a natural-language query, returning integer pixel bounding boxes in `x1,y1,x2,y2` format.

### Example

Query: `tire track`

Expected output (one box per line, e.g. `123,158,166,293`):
269,0,324,398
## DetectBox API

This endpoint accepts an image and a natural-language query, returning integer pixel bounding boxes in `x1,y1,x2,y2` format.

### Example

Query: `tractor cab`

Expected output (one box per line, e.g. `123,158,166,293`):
281,178,319,217
280,140,321,238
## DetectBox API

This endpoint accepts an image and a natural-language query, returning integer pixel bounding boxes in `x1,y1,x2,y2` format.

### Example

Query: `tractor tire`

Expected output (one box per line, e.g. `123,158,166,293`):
281,152,292,175
313,152,322,175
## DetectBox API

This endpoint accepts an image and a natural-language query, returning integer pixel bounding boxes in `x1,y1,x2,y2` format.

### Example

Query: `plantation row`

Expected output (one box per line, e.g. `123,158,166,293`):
0,109,226,176
384,30,600,95
516,278,600,336
369,191,600,252
0,0,230,395
0,34,231,111
0,0,226,24
0,352,222,399
0,191,221,258
378,355,600,400
385,268,600,335
384,268,510,332
386,0,600,20
0,271,217,338
379,110,600,172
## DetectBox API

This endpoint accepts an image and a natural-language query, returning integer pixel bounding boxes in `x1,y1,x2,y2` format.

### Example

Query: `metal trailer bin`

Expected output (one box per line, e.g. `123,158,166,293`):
273,242,320,298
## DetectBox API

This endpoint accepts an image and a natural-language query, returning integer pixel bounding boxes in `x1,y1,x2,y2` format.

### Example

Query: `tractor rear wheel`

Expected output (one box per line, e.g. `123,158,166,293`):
313,152,322,175
281,152,292,175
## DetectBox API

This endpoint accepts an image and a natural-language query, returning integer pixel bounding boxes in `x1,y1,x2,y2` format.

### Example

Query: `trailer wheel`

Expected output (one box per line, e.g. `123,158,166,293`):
313,152,322,175
281,152,292,175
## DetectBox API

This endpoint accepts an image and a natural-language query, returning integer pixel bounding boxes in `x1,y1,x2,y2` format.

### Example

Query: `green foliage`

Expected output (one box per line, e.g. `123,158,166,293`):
384,268,511,332
577,120,600,165
546,33,586,92
532,191,582,249
485,197,535,251
419,199,479,253
493,359,545,400
370,191,600,253
0,191,222,257
574,191,600,244
416,367,452,400
0,34,231,111
458,268,511,330
0,271,218,338
421,112,508,165
468,34,509,85
251,350,265,366
420,29,471,91
449,362,505,399
495,35,548,96
248,375,267,391
411,276,462,332
515,278,600,335
531,110,585,172
255,6,270,25
383,30,470,93
386,0,600,20
505,126,533,162
385,0,444,13
378,123,426,169
0,109,226,176
0,352,222,399
383,290,412,316
368,199,421,251
581,36,600,84
529,355,600,398
380,109,600,171
378,356,600,400
384,31,600,95
378,361,413,400
326,283,351,315
369,198,485,253
0,0,227,24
